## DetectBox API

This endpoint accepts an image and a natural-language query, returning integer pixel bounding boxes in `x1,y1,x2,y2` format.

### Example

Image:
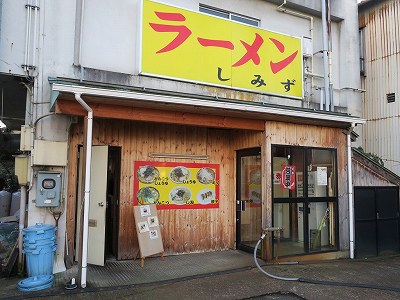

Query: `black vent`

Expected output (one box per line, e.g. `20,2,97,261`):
387,93,396,103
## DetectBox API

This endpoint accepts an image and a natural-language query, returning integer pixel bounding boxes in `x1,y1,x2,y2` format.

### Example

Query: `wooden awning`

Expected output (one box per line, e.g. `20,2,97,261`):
50,79,365,130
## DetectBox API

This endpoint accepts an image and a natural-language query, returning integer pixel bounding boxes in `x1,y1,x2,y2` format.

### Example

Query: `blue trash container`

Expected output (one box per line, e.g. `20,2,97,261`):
22,223,57,243
22,224,57,277
18,275,54,292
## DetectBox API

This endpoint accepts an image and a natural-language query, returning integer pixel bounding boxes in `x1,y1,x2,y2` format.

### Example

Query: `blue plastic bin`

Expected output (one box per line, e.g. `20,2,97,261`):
18,275,54,292
22,224,57,243
22,224,57,277
23,238,56,250
23,245,57,276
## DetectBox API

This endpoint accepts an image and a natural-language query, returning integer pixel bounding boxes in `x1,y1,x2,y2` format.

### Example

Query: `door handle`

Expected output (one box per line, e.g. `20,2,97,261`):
98,202,104,207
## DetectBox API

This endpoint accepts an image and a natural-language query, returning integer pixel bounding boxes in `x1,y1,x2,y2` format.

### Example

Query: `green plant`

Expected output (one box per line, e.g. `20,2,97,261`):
0,153,19,192
356,146,385,167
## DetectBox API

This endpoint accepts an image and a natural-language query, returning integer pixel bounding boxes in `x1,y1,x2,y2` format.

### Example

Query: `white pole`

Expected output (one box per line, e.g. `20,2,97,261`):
18,186,27,269
321,0,330,111
31,0,39,70
24,0,32,71
74,93,92,288
347,124,355,259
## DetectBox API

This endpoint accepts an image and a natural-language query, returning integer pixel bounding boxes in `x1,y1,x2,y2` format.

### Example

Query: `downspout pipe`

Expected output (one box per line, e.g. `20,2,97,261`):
347,123,355,259
327,0,334,112
74,93,92,288
24,0,32,73
18,186,27,271
321,0,330,111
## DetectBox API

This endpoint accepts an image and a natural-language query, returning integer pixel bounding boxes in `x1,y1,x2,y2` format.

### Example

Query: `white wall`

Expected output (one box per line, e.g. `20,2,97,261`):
0,0,29,76
0,0,362,116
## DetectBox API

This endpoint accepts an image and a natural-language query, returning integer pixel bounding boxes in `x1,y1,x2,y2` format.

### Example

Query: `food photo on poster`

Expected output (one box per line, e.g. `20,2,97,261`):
133,161,220,209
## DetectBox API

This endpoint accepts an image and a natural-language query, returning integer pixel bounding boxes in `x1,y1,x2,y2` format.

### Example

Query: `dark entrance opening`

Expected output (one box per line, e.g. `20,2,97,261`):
354,186,400,258
105,147,121,259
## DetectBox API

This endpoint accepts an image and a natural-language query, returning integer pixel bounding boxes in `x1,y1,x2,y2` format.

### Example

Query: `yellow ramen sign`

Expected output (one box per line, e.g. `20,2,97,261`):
140,0,303,98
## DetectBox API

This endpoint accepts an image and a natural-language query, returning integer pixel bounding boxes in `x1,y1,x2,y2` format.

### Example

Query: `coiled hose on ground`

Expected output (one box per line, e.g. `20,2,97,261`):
253,234,400,293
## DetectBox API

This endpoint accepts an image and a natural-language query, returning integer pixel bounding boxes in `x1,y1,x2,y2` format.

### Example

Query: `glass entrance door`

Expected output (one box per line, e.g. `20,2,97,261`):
236,148,262,253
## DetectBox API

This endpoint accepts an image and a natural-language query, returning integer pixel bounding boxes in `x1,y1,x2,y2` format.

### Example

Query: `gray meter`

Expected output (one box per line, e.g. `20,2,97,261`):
36,171,62,207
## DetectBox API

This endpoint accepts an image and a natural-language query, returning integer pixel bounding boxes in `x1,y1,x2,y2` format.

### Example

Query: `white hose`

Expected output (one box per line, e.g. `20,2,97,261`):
253,235,299,281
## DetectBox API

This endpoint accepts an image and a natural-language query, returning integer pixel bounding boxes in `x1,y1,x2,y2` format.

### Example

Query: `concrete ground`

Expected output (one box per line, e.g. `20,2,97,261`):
1,250,400,300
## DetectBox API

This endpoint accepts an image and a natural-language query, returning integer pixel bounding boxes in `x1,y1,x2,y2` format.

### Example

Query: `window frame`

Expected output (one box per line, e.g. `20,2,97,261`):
199,4,260,27
359,27,366,76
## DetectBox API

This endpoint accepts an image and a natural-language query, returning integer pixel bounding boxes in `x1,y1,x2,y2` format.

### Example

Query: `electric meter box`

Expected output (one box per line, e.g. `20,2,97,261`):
36,172,62,207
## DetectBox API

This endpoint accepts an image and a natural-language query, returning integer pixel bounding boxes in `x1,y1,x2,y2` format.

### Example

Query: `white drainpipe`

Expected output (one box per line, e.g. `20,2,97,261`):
18,186,27,269
74,93,93,288
24,0,32,73
347,124,355,259
31,0,39,70
321,0,330,111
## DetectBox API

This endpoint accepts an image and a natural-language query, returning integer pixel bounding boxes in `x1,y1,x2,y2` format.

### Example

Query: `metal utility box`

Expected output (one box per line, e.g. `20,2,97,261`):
20,125,32,151
33,140,68,166
36,172,62,207
14,155,29,185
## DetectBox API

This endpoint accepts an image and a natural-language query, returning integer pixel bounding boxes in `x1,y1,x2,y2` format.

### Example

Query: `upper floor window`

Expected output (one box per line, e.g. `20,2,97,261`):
199,4,260,27
359,27,366,76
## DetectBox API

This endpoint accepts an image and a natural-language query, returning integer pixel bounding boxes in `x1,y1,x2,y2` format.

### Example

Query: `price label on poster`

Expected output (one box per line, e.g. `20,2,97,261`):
133,161,220,209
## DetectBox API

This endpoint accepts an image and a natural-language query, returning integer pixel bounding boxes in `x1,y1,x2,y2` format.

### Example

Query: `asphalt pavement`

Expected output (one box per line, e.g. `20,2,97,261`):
2,251,400,300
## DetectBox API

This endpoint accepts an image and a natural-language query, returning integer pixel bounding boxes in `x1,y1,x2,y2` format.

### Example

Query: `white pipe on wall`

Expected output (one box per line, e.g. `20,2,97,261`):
74,93,93,288
319,88,324,111
24,0,32,72
18,186,27,269
321,0,330,111
326,0,334,112
347,124,355,259
32,0,39,70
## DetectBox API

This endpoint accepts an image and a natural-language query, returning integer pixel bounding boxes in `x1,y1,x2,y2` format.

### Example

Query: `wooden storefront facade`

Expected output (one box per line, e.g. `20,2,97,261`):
52,82,363,262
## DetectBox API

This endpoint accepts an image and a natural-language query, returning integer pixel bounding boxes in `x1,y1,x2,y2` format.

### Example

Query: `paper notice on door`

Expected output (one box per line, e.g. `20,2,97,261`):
317,167,328,186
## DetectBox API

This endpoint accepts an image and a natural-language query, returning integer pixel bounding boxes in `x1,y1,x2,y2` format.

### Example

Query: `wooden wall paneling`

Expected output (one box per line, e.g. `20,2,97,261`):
207,128,233,250
260,126,268,259
231,130,263,150
295,123,311,146
321,127,330,147
352,160,393,186
175,125,185,154
284,123,297,145
266,121,283,145
66,122,82,259
67,118,269,258
147,123,157,155
336,130,349,251
119,120,136,259
264,122,273,260
129,121,141,257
